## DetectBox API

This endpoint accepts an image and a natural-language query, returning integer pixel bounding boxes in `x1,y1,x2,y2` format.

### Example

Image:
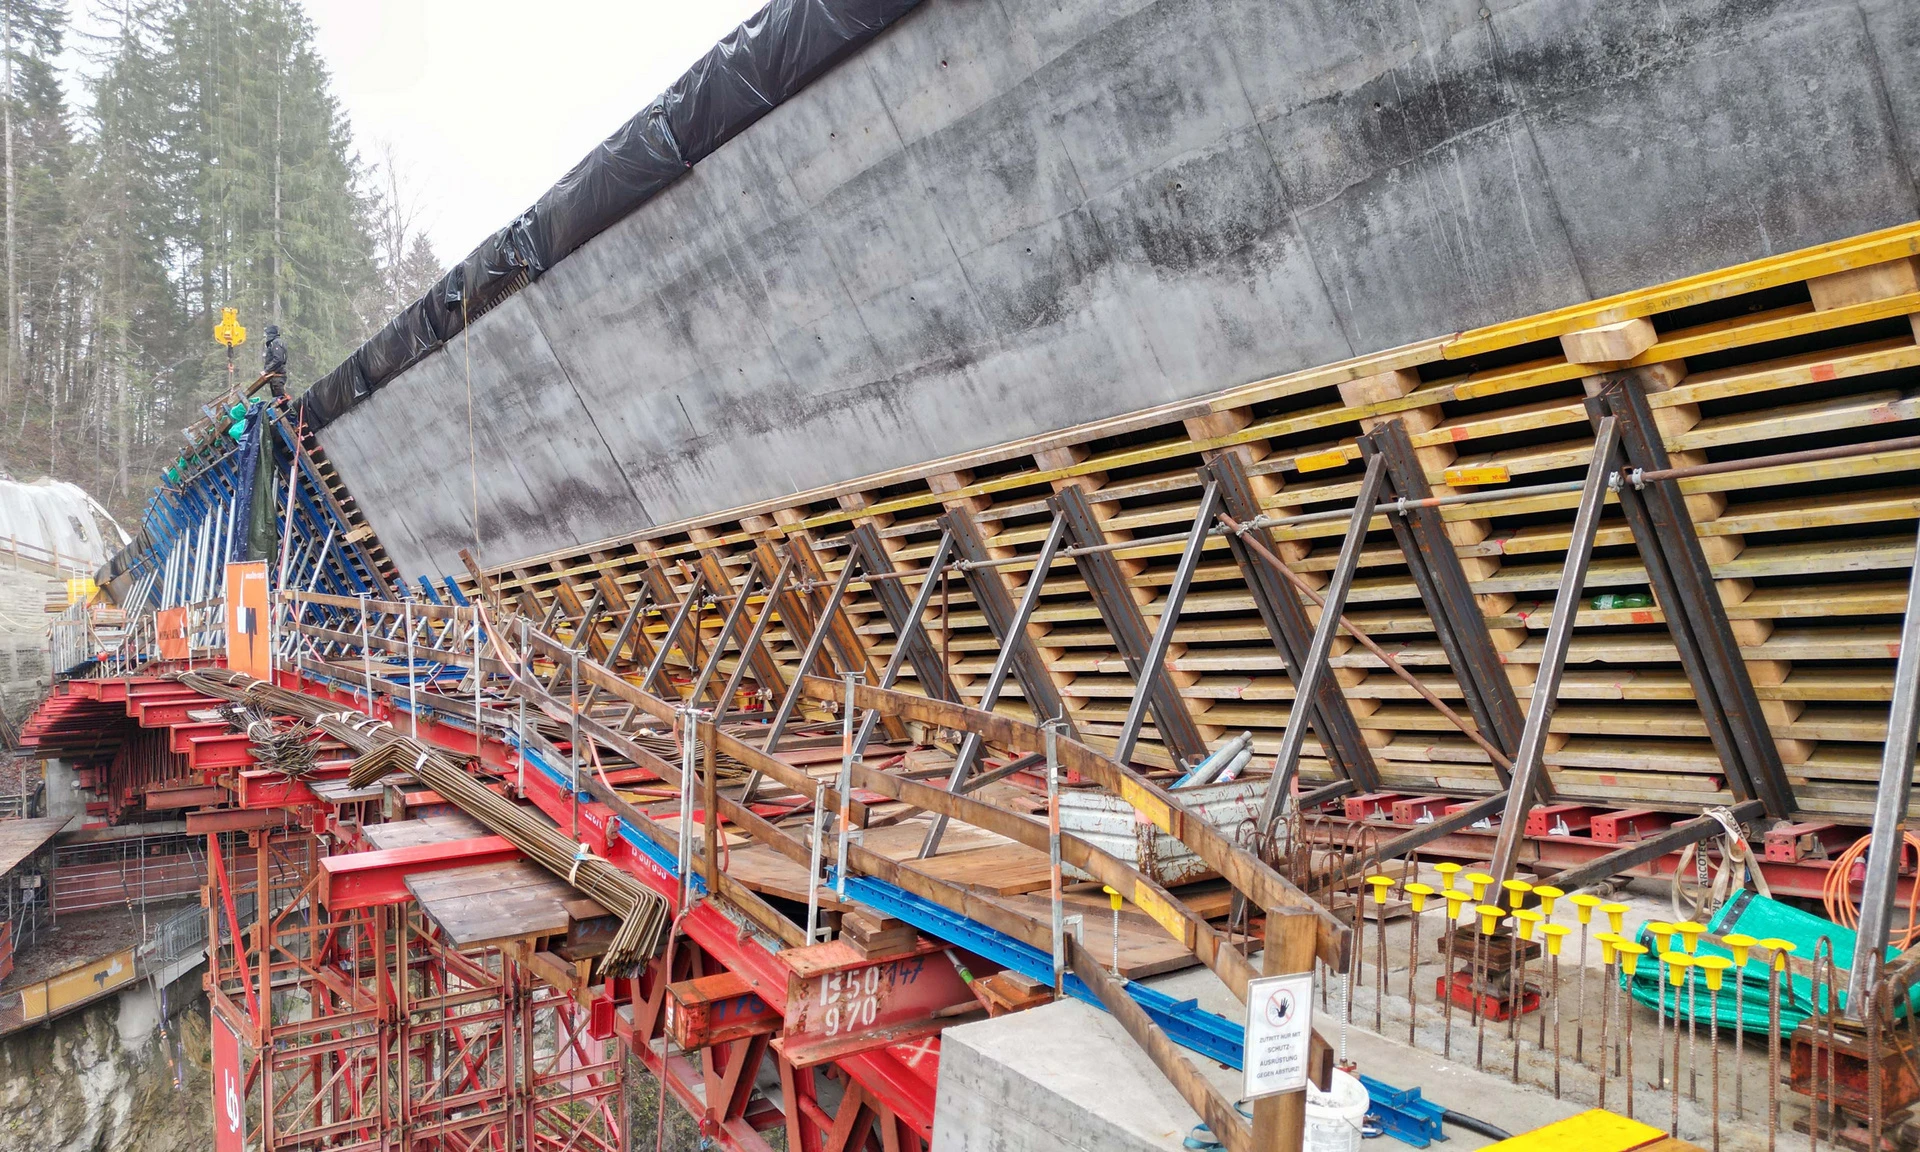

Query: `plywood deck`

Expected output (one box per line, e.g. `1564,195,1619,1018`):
0,817,69,878
407,861,574,949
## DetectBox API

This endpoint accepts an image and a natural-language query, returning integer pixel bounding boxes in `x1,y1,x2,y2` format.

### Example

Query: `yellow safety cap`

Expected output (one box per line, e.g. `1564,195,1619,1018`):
1618,941,1648,976
1596,931,1620,963
1513,908,1543,940
1502,878,1533,909
1404,882,1435,913
1433,862,1463,891
1645,920,1675,946
1697,954,1732,991
1568,892,1603,924
1466,872,1494,901
1541,923,1571,956
1723,932,1758,966
1531,884,1564,917
1600,901,1629,933
1475,904,1504,934
1664,952,1693,986
1673,921,1705,954
1366,875,1394,904
1760,937,1796,971
1444,890,1473,919
1103,885,1124,911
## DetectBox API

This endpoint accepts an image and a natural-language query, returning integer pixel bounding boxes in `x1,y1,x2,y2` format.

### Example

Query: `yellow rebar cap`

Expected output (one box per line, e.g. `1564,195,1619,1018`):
1103,885,1123,911
1645,920,1674,948
1466,872,1495,901
1366,875,1395,904
1404,882,1435,913
1502,878,1533,909
1513,908,1544,940
1600,901,1629,933
1434,862,1463,891
1444,890,1473,919
1541,923,1571,956
1596,931,1621,964
1664,952,1694,986
1617,940,1648,976
1697,954,1733,991
1475,904,1505,935
1759,937,1797,971
1568,892,1603,923
1722,933,1758,966
1673,921,1706,954
1532,884,1564,917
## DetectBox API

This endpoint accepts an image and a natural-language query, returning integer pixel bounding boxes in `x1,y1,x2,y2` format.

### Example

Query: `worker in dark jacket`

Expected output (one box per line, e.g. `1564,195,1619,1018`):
262,325,288,398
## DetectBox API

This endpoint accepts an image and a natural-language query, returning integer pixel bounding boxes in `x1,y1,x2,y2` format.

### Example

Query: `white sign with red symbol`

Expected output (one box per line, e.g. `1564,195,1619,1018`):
1244,972,1314,1098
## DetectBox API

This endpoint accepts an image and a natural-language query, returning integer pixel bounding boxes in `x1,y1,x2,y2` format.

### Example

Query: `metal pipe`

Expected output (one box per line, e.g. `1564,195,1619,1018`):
638,571,708,696
404,598,418,739
848,530,955,764
713,555,793,724
1846,517,1920,1014
758,556,860,756
1048,721,1064,993
1258,454,1387,832
1489,417,1619,881
919,515,1069,857
1637,430,1920,485
1219,513,1513,773
835,672,859,901
685,558,761,706
1112,480,1220,767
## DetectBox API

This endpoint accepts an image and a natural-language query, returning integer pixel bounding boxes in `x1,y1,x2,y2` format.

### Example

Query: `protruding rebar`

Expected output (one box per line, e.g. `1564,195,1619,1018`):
1646,921,1675,1091
1727,932,1757,1122
1474,902,1502,1073
1619,941,1648,1121
1406,882,1436,1047
1762,937,1794,1152
1597,932,1620,1112
1442,890,1468,1060
1570,894,1601,1064
1665,951,1693,1138
1700,955,1731,1152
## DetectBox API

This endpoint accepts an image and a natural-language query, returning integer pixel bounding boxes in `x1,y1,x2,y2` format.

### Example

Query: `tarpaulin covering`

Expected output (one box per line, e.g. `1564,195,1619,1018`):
295,0,920,431
1621,892,1920,1036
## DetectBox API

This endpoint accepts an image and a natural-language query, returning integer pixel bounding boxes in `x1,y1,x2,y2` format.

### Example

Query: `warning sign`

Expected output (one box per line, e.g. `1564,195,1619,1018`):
1244,971,1314,1098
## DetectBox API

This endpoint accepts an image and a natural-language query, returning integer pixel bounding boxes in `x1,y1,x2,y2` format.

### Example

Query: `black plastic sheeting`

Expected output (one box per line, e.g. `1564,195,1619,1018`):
297,0,919,430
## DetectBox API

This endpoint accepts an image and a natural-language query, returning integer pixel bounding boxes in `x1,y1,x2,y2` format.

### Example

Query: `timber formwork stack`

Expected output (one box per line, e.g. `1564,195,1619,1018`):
470,223,1920,823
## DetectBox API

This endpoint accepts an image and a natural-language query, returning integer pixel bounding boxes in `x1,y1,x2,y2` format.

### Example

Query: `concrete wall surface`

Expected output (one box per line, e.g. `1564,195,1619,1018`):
321,0,1920,580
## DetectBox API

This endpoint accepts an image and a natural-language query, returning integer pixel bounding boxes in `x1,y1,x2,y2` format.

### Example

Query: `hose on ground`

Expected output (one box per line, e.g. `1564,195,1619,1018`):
1441,1110,1512,1142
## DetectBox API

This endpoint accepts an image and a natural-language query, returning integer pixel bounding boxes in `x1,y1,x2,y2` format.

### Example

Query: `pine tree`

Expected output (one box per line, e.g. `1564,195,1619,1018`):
1,0,65,423
390,233,441,312
0,0,387,517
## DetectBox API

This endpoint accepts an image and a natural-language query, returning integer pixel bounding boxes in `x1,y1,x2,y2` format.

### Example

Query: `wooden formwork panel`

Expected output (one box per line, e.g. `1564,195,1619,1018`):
464,222,1920,821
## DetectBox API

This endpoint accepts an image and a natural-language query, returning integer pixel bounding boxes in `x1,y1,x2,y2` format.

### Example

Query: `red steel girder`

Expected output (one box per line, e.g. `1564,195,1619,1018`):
317,835,521,910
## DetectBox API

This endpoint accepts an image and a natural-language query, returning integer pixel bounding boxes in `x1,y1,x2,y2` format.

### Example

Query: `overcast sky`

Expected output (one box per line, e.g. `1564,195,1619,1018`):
304,0,765,261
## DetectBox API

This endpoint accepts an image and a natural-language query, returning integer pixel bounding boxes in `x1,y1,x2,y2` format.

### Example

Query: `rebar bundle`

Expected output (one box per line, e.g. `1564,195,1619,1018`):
178,668,670,971
223,704,320,778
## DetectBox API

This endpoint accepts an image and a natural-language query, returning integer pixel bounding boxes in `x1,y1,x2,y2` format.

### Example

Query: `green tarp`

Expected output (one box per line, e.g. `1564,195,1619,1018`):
1619,892,1919,1036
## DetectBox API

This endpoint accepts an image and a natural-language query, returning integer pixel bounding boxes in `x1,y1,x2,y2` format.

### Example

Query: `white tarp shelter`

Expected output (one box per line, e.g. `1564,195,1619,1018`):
0,478,127,573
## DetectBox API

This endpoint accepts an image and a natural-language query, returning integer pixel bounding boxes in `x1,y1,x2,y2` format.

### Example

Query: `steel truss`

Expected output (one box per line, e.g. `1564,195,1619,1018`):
206,825,625,1151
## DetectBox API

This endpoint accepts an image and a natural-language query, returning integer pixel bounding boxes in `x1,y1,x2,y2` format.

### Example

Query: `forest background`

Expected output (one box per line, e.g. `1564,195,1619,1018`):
0,0,439,522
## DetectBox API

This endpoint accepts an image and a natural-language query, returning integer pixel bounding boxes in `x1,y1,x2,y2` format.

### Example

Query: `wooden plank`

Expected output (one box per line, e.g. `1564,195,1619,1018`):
407,861,574,948
363,813,487,851
911,842,1057,896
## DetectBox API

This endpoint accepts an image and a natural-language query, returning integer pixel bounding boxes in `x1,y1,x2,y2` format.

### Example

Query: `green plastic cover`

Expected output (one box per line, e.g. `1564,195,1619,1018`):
1619,892,1918,1036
